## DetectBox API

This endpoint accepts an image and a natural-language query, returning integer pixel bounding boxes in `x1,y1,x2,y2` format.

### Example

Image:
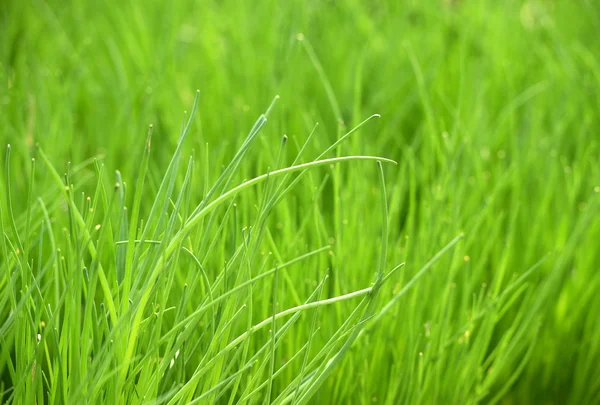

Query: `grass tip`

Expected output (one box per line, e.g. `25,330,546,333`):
265,95,280,117
282,135,288,143
296,33,305,41
115,182,120,189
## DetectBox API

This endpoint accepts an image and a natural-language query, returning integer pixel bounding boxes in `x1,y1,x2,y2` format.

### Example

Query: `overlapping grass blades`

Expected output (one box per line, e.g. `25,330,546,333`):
0,94,470,404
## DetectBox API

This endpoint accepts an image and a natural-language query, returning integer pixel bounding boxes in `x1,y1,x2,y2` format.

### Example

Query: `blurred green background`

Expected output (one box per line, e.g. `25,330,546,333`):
2,0,600,403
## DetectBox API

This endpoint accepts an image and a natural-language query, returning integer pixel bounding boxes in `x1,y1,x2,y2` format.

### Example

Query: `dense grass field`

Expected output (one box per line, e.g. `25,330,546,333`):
2,0,600,403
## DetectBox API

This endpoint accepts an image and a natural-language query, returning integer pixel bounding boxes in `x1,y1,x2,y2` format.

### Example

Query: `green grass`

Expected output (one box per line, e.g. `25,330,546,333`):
1,0,600,404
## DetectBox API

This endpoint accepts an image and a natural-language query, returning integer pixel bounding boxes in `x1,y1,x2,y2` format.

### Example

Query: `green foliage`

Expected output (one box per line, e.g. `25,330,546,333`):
1,0,600,404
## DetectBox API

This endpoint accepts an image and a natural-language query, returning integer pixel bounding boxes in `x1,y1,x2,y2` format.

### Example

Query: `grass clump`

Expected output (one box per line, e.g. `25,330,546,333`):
0,93,424,404
2,0,600,404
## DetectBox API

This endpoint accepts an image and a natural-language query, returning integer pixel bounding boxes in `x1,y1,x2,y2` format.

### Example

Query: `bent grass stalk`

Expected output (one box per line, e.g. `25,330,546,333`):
120,154,396,388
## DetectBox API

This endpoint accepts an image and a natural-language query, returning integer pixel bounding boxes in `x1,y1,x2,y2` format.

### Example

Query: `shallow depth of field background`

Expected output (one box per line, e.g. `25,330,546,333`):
1,1,600,404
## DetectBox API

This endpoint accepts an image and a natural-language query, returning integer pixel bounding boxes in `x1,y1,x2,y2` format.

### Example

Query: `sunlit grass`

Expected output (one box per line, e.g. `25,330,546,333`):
1,0,600,404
